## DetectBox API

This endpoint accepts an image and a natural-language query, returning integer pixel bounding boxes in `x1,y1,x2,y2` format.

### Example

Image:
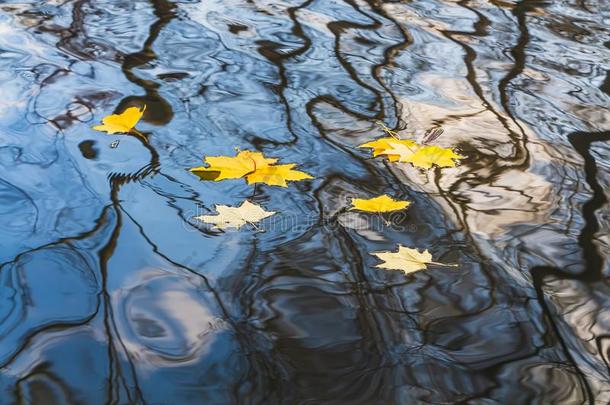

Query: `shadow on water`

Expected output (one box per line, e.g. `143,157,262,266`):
0,0,608,403
117,0,175,125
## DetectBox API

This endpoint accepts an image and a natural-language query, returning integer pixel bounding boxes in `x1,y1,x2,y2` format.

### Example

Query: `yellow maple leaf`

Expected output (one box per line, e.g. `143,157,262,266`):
358,138,419,162
371,245,457,274
190,150,312,186
92,105,146,134
386,144,464,169
246,163,312,187
384,140,421,163
190,150,277,181
195,200,275,230
350,194,411,213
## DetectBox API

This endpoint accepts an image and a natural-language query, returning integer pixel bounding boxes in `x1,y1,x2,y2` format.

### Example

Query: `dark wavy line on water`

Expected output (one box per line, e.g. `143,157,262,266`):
537,42,610,402
421,2,605,401
117,0,176,127
0,205,115,369
367,0,414,130
529,76,610,405
445,0,532,193
495,0,538,167
441,0,518,149
255,0,315,146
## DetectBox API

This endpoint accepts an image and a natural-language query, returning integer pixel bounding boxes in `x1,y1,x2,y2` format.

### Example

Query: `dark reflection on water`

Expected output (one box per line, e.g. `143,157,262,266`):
0,0,608,403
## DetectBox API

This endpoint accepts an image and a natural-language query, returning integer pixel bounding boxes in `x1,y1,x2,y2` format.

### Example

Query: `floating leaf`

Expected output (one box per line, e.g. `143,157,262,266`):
195,200,275,230
190,150,312,187
246,163,312,187
350,194,410,213
383,140,421,163
371,244,457,274
385,144,464,169
190,150,277,181
358,138,419,162
93,105,146,134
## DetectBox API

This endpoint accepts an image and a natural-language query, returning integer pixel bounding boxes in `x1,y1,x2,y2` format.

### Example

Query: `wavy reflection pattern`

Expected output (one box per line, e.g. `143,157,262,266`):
0,0,608,403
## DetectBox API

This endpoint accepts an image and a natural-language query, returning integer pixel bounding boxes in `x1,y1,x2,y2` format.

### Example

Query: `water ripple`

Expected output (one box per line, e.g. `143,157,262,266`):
0,0,608,403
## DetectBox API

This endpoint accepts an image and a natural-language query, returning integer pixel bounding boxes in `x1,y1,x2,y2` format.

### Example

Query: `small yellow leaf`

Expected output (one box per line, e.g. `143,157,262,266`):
246,163,313,187
195,200,275,230
358,138,419,162
190,150,277,181
386,144,464,169
350,194,410,213
372,245,457,274
92,105,146,134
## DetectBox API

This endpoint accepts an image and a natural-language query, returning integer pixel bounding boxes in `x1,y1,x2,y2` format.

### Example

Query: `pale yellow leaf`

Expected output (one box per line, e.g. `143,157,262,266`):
195,200,275,230
384,141,420,163
372,245,433,274
358,138,419,162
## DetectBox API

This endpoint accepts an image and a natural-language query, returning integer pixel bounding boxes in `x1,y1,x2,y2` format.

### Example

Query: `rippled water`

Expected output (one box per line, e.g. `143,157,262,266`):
0,0,609,403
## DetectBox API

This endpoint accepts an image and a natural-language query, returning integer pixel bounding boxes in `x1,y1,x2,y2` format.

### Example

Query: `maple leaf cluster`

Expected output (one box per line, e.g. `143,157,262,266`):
359,136,464,169
91,107,459,275
355,124,464,273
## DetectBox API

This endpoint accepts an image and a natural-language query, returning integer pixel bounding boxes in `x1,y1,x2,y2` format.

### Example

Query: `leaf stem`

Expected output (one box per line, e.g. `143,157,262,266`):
247,221,262,232
376,121,400,140
428,261,459,267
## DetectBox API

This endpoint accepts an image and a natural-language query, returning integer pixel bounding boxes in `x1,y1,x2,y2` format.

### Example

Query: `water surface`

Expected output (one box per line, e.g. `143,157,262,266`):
0,0,609,403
